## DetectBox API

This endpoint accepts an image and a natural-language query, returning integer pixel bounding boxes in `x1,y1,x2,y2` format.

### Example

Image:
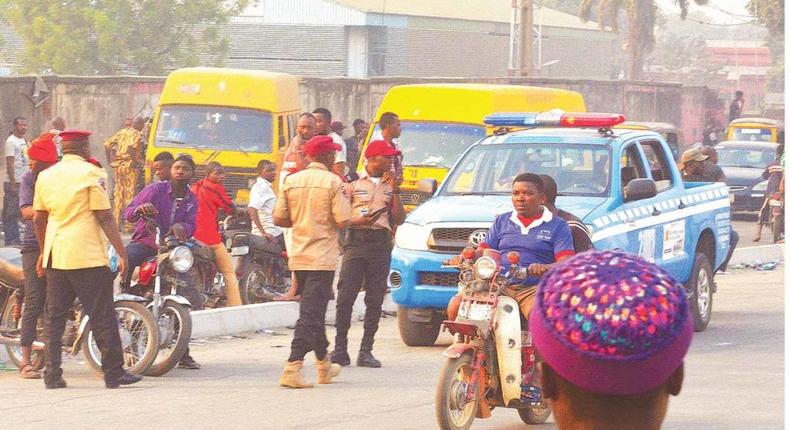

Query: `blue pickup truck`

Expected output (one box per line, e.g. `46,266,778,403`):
390,112,731,346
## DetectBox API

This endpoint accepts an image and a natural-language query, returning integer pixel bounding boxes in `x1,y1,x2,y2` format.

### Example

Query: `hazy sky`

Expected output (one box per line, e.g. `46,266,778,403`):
655,0,753,24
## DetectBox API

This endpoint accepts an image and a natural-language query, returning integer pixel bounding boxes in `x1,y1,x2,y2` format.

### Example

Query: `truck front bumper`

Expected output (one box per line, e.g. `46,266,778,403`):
389,247,459,309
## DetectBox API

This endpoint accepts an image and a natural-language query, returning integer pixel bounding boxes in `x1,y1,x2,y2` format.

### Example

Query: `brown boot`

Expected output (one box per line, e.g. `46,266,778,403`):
316,356,341,384
279,360,313,389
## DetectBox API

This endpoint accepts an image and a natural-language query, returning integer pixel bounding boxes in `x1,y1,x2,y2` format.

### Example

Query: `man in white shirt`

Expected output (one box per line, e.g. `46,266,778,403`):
312,108,348,178
4,116,29,246
248,159,284,248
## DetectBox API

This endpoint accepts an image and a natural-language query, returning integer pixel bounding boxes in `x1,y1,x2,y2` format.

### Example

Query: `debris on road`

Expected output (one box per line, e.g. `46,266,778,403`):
729,259,782,271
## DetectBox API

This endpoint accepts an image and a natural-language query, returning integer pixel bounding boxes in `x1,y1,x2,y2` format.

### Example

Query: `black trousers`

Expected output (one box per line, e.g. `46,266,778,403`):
45,266,124,381
334,229,392,352
288,270,335,362
20,248,46,348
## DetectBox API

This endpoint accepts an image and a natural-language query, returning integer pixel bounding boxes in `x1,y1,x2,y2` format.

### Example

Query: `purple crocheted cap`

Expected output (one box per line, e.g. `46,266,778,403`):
529,250,693,395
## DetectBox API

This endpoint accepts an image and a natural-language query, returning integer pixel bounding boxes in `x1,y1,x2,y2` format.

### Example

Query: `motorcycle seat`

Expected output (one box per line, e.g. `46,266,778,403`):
0,247,25,289
246,234,284,255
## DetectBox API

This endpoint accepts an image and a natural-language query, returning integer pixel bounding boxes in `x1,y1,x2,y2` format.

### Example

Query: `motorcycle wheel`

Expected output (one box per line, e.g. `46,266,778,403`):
517,364,552,424
239,260,287,304
144,301,192,377
2,296,45,370
82,300,160,376
435,353,478,430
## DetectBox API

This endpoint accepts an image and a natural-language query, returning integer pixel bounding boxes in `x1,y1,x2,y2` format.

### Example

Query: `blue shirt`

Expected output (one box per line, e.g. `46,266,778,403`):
19,170,38,251
485,208,574,286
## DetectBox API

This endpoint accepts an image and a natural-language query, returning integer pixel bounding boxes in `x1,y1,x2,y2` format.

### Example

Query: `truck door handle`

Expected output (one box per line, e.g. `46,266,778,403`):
652,207,661,216
678,201,687,209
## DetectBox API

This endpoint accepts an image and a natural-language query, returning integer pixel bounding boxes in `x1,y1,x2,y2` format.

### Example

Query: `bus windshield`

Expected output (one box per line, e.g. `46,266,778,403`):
154,105,273,153
373,122,486,169
442,142,611,197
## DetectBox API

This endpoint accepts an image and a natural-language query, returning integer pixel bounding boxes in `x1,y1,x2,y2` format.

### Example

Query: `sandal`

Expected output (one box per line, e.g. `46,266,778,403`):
19,363,41,379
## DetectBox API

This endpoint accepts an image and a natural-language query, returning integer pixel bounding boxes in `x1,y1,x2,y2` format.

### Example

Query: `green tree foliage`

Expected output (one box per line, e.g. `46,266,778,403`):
0,0,249,75
579,0,707,80
747,0,784,92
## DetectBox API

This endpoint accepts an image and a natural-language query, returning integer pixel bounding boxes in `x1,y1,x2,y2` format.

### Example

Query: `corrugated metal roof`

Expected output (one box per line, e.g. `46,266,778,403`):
258,0,602,30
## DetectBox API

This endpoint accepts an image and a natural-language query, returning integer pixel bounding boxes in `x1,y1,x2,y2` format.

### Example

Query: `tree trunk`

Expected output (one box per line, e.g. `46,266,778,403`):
626,3,643,80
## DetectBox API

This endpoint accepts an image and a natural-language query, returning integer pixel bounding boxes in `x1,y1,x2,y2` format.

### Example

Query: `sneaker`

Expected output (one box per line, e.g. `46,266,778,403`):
178,355,201,370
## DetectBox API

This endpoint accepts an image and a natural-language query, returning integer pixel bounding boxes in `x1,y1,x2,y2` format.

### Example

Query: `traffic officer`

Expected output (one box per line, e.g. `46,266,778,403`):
330,140,405,368
273,135,351,389
33,129,141,389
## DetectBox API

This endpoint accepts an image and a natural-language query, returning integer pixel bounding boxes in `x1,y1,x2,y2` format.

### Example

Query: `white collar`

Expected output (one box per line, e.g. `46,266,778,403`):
509,207,553,234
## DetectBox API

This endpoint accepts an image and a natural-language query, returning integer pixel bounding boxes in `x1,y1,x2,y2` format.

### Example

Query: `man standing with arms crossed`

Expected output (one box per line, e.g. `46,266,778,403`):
313,108,349,178
274,135,351,388
33,129,141,389
331,140,405,368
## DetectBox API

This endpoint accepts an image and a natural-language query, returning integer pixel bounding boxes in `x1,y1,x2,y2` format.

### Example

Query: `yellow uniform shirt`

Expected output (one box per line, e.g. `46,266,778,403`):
274,162,351,271
347,171,395,231
33,154,112,270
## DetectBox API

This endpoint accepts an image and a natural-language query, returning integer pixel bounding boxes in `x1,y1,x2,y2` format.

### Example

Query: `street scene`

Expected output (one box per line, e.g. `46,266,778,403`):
0,0,785,429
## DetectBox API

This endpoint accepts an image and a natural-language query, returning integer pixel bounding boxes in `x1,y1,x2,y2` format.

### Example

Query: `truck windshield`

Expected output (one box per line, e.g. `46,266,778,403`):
153,105,274,153
373,122,486,169
731,127,773,142
441,143,611,197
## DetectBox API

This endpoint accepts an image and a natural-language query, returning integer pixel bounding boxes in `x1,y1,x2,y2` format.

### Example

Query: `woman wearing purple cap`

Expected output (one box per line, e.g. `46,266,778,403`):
532,250,692,430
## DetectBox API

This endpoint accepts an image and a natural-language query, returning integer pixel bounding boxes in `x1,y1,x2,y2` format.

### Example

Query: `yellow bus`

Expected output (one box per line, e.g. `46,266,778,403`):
146,67,301,203
360,84,586,210
726,117,784,143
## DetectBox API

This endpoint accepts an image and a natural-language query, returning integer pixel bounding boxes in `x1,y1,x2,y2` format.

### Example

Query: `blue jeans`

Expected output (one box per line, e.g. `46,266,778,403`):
3,182,20,246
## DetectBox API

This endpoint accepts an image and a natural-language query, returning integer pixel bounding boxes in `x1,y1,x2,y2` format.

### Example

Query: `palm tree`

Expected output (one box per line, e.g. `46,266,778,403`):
580,0,708,80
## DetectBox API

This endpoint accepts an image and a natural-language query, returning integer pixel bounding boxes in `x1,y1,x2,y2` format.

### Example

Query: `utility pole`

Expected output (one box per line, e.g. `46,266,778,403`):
508,0,534,76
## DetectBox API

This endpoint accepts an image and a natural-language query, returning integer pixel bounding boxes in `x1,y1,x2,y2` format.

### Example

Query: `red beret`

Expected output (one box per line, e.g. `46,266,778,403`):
303,135,341,157
28,132,59,163
58,129,93,142
365,140,401,159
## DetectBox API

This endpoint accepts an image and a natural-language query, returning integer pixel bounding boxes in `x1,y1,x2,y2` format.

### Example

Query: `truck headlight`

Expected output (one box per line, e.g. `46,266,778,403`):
395,223,431,251
169,246,194,273
752,180,768,192
474,257,498,280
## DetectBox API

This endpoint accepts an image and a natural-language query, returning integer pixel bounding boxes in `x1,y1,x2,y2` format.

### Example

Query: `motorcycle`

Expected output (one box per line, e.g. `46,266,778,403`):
125,216,200,376
435,246,551,430
226,219,290,304
0,248,159,375
768,191,784,243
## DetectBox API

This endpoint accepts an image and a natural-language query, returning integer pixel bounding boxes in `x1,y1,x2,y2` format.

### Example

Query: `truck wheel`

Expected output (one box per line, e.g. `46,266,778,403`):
398,306,441,346
685,252,713,332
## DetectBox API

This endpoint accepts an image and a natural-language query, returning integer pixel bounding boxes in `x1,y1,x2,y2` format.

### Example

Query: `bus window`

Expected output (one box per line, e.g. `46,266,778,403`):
277,115,286,150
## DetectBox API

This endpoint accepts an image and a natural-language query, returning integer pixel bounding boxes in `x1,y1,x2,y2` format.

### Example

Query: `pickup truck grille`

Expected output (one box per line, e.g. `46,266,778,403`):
418,271,459,287
400,191,430,206
428,228,483,253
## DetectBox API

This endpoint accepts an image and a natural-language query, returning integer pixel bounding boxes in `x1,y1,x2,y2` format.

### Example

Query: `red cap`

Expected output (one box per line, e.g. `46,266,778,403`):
58,129,93,142
303,135,341,157
365,140,401,159
28,132,59,163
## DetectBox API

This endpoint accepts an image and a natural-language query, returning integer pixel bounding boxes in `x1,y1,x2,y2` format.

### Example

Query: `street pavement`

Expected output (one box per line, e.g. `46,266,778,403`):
732,213,779,248
0,266,783,430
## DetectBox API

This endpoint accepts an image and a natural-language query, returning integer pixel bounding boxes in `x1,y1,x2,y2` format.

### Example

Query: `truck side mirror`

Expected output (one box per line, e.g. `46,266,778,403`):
417,178,438,195
624,178,657,202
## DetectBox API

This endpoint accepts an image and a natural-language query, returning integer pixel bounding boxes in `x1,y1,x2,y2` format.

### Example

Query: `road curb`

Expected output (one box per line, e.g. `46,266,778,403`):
729,244,785,265
191,293,398,339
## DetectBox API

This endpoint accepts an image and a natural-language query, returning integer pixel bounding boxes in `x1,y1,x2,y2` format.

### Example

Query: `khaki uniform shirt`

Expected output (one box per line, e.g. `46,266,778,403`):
274,162,351,271
104,127,141,166
33,154,111,270
348,170,394,231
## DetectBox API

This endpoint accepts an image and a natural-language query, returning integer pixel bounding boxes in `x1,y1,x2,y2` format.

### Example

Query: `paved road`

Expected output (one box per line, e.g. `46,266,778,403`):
732,212,779,248
0,267,783,430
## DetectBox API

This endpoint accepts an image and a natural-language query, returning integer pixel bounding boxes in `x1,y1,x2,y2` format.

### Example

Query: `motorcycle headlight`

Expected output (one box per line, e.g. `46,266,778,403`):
474,256,498,280
753,180,768,192
169,246,194,273
394,222,431,251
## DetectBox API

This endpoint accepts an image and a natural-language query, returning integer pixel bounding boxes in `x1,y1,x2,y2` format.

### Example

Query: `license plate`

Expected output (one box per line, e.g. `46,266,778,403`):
770,199,782,207
729,193,735,203
466,303,493,321
230,246,249,256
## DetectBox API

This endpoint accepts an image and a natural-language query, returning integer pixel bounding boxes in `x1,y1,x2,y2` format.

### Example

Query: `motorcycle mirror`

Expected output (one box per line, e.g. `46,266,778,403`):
506,251,520,265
